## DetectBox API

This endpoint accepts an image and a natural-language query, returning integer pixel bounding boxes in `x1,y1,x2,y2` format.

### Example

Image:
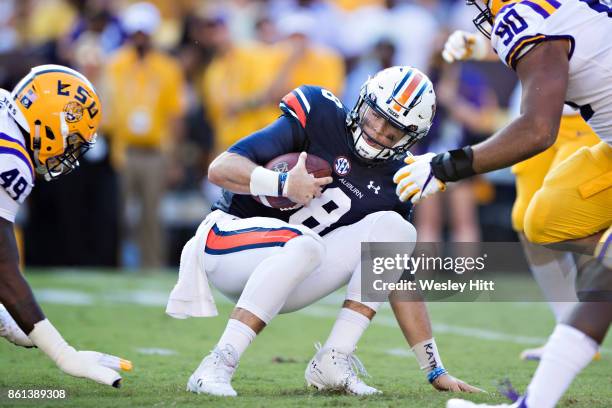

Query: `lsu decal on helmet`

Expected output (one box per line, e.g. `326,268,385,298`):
346,66,435,164
467,0,521,38
10,64,101,180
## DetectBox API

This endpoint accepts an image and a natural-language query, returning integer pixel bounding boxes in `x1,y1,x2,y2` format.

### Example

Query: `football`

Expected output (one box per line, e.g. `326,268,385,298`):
252,152,332,210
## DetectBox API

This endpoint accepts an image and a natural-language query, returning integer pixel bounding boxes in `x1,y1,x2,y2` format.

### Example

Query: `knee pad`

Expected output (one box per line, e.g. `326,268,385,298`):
367,211,417,243
524,191,558,245
284,235,325,272
524,187,577,245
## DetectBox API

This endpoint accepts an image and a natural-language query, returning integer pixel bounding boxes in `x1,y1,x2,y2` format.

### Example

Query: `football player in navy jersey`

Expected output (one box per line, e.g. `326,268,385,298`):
167,66,481,397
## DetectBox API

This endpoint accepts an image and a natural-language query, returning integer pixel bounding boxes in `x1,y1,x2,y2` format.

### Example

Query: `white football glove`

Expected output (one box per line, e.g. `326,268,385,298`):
28,319,133,387
393,153,446,204
0,304,34,347
55,349,133,387
442,30,490,63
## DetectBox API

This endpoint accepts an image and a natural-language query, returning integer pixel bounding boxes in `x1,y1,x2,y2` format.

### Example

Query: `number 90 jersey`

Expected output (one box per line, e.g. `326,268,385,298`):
491,0,612,144
0,90,34,222
212,85,410,236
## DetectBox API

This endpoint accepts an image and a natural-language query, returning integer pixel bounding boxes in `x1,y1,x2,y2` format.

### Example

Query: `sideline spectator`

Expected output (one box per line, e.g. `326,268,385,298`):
105,2,186,268
414,51,500,242
273,13,345,97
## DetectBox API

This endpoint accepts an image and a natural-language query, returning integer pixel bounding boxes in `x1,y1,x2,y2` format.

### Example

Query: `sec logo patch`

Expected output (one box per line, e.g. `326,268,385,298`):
334,156,351,176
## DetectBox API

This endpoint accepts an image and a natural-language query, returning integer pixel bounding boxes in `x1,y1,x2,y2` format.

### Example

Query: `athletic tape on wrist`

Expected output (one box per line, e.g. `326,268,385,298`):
411,338,445,374
249,166,285,197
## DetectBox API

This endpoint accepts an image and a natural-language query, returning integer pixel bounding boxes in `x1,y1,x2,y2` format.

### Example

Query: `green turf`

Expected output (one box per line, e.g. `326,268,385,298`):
0,270,610,407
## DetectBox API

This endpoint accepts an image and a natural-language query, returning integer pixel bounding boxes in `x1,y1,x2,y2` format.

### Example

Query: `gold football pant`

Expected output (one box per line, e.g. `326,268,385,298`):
511,115,611,243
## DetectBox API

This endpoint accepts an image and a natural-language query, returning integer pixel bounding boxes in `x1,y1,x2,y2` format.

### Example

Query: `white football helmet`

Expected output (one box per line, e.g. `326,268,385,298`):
347,66,436,164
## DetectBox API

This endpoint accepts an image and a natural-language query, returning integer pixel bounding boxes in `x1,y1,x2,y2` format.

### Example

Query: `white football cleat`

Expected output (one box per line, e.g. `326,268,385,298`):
520,345,601,362
446,399,519,408
305,343,380,395
187,345,238,397
0,304,34,347
447,379,527,407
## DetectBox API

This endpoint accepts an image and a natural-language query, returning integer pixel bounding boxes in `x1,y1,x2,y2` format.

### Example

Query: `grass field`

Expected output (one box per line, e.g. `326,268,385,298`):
1,270,610,408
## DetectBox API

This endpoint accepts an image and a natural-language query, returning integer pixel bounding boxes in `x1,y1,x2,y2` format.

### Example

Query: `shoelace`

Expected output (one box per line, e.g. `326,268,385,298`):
343,352,369,379
201,344,239,382
314,342,370,380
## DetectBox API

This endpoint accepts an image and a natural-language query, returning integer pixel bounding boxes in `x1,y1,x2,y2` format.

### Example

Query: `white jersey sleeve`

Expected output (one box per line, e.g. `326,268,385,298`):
491,0,567,69
0,141,35,222
0,90,36,222
0,185,20,223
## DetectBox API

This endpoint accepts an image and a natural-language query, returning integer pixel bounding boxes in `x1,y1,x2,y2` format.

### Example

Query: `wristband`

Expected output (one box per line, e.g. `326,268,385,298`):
249,166,288,197
411,338,445,374
279,172,289,197
428,366,448,384
430,146,476,182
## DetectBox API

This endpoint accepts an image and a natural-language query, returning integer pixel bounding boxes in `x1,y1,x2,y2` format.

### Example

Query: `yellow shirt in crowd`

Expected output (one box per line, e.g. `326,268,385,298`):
105,46,185,155
203,41,345,152
23,0,77,45
277,43,345,98
333,0,384,11
202,43,281,152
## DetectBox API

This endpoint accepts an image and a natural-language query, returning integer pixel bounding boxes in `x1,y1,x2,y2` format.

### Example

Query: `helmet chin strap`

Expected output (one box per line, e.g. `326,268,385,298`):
31,122,51,180
352,105,401,161
60,112,69,141
58,112,76,169
354,133,377,159
32,122,47,178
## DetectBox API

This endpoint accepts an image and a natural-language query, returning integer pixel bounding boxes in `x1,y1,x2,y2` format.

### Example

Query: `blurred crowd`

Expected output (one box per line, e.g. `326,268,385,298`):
0,0,520,269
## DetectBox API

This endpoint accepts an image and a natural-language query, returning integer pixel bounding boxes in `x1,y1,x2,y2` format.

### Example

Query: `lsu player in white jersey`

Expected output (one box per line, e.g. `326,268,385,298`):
389,1,612,407
443,12,601,362
0,65,132,387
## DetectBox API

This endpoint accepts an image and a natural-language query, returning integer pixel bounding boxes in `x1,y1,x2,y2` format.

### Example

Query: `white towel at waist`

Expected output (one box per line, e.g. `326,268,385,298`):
166,209,229,318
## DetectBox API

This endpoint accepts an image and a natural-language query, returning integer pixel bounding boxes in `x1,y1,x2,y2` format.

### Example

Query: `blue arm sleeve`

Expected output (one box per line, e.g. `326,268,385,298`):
227,115,307,165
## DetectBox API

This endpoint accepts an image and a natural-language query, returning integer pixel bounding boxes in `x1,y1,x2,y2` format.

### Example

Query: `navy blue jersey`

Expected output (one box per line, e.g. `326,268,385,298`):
213,85,411,236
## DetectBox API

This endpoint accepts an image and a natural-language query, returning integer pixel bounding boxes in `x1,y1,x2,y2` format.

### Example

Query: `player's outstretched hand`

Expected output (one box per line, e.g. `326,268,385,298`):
29,319,133,388
393,153,446,204
442,30,490,63
57,349,133,388
286,152,333,206
432,373,485,393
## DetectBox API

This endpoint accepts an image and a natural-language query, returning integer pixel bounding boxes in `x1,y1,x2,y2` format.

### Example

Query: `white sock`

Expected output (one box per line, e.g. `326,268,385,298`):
548,302,576,322
526,324,598,408
216,319,256,360
323,307,371,352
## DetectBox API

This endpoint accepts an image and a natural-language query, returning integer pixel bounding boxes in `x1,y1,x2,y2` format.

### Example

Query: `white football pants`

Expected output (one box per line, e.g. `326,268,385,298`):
203,210,417,323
